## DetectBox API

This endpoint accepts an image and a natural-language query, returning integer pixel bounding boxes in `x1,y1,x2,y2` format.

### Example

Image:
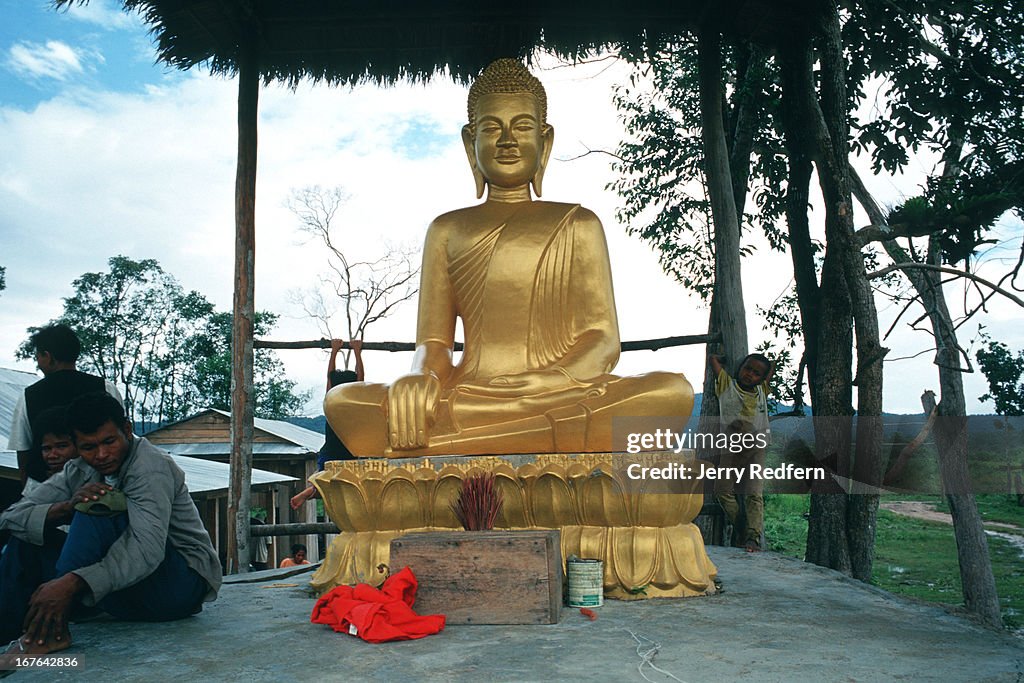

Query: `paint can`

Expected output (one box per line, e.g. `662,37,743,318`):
566,558,604,608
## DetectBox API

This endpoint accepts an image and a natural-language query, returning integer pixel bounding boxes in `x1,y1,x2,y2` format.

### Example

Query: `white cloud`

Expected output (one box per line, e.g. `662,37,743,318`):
6,40,86,81
64,0,140,31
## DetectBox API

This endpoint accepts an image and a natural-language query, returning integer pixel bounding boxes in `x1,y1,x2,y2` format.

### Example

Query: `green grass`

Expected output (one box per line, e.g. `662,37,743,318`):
762,493,1024,630
933,494,1024,528
763,493,809,558
872,510,965,602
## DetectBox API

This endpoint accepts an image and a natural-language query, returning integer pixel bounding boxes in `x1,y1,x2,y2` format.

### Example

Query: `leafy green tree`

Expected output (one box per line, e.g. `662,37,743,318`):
976,336,1024,416
611,16,888,582
844,0,1024,628
183,311,310,419
19,256,308,424
18,256,202,424
611,40,786,297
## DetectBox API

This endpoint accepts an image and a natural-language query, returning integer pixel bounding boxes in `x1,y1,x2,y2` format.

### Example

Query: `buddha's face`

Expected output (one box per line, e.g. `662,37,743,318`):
468,92,552,191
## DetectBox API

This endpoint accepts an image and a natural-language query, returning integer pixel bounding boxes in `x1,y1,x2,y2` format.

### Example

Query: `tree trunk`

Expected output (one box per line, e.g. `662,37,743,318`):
782,15,855,579
818,7,884,583
698,28,749,368
779,37,821,407
788,4,884,581
852,175,1003,628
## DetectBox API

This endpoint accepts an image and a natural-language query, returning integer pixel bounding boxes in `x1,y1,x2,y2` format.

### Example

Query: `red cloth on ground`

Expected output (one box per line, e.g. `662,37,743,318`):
310,566,446,643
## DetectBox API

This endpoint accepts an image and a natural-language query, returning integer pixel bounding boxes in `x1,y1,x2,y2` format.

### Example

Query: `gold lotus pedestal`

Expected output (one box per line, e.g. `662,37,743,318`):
309,452,718,599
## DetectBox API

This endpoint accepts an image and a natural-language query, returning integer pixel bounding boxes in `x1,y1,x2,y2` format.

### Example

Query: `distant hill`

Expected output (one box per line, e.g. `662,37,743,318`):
284,415,327,434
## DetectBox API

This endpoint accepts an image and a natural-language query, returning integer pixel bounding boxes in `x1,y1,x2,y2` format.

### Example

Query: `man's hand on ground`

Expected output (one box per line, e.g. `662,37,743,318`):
23,573,85,648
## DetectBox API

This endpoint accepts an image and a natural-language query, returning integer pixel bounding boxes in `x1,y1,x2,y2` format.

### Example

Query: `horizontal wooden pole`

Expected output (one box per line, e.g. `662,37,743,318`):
251,522,340,536
254,333,721,353
620,333,721,351
254,339,458,352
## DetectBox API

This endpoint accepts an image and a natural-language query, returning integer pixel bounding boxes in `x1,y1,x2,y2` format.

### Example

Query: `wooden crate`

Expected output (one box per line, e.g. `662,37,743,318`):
390,530,562,625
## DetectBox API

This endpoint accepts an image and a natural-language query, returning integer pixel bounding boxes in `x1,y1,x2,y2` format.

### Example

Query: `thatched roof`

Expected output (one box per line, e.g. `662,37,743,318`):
55,0,824,86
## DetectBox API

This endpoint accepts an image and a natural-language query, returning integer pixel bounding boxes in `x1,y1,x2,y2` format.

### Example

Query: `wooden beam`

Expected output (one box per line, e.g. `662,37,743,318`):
251,522,341,536
227,36,259,575
252,333,722,352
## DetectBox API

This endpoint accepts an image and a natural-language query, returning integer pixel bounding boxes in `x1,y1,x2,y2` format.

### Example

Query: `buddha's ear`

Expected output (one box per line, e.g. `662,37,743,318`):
462,124,485,199
532,123,554,197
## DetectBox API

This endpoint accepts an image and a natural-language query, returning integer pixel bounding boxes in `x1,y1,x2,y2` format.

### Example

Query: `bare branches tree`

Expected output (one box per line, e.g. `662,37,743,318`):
287,185,419,365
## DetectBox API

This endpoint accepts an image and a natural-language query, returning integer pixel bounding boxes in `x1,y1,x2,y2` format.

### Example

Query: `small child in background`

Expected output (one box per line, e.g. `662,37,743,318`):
709,353,774,552
280,543,310,568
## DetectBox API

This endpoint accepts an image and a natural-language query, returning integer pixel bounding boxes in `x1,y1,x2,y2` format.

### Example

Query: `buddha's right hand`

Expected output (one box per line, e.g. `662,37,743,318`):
388,372,441,449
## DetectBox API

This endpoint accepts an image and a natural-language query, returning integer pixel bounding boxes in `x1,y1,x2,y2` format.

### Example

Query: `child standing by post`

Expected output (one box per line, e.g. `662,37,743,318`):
709,353,774,552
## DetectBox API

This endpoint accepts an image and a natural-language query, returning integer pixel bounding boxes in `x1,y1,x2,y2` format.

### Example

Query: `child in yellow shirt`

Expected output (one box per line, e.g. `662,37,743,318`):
709,353,774,552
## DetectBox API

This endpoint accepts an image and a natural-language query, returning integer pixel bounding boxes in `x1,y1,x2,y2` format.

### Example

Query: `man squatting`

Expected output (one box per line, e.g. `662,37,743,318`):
0,392,221,656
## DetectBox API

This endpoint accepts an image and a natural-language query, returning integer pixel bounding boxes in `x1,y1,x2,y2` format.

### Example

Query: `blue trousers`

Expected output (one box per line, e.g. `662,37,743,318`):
0,512,207,639
0,529,64,642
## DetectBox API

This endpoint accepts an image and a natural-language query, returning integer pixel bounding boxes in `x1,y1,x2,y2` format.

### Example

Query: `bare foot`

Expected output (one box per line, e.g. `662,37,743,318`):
1,630,72,666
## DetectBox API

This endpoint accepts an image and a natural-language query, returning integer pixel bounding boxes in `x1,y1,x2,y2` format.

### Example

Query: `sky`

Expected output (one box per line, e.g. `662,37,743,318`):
1,0,1021,416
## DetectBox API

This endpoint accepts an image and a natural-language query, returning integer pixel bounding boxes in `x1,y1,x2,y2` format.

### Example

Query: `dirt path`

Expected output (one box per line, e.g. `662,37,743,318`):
880,501,955,525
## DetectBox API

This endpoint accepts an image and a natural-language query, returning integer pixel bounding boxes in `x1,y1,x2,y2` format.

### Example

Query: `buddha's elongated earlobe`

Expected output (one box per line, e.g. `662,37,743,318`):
532,124,554,197
462,124,486,199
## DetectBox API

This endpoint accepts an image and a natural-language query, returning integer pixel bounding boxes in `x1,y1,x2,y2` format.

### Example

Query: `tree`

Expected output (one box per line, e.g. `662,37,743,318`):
610,7,1024,619
287,185,418,366
611,14,887,579
183,311,310,419
0,265,6,295
18,256,204,424
20,255,308,424
841,0,1024,628
977,336,1024,416
612,34,791,475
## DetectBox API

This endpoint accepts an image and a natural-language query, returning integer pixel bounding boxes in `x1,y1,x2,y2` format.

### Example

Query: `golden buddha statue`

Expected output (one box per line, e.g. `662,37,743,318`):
326,59,693,456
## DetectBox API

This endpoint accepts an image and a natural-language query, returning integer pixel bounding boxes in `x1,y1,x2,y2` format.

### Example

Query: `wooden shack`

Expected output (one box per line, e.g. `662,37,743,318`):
144,408,325,565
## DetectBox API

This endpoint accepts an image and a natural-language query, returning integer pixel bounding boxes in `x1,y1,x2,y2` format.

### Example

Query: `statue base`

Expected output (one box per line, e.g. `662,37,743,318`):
309,452,718,599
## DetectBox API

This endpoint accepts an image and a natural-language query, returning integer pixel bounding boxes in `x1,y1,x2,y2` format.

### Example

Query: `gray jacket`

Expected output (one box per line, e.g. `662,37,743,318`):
0,436,222,605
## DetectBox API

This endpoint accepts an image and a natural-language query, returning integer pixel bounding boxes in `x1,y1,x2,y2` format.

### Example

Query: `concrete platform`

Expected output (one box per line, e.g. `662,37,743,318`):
11,547,1024,682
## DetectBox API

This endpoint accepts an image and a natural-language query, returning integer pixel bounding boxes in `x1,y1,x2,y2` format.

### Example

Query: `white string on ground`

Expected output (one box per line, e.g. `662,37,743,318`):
626,629,687,683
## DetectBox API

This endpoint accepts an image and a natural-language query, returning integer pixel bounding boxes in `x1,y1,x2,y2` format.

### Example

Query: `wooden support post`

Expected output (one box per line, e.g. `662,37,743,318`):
227,37,259,575
303,457,319,562
270,489,278,569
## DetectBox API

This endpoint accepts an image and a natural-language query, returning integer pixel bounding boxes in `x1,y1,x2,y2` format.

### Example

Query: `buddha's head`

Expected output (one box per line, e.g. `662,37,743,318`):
463,59,554,199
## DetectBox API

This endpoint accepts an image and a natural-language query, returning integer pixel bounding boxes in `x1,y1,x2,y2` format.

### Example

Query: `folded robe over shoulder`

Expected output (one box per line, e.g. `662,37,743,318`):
311,566,446,643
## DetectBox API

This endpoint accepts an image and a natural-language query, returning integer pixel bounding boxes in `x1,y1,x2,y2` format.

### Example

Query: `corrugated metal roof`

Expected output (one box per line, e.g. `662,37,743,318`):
0,448,296,497
208,408,325,452
161,443,311,458
0,367,39,443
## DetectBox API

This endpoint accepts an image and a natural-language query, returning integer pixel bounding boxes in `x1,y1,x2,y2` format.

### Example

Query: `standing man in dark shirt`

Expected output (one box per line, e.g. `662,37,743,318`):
290,339,364,510
7,325,123,487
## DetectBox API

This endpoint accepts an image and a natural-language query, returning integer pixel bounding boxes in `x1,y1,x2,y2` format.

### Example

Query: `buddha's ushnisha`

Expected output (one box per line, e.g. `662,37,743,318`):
326,59,693,455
